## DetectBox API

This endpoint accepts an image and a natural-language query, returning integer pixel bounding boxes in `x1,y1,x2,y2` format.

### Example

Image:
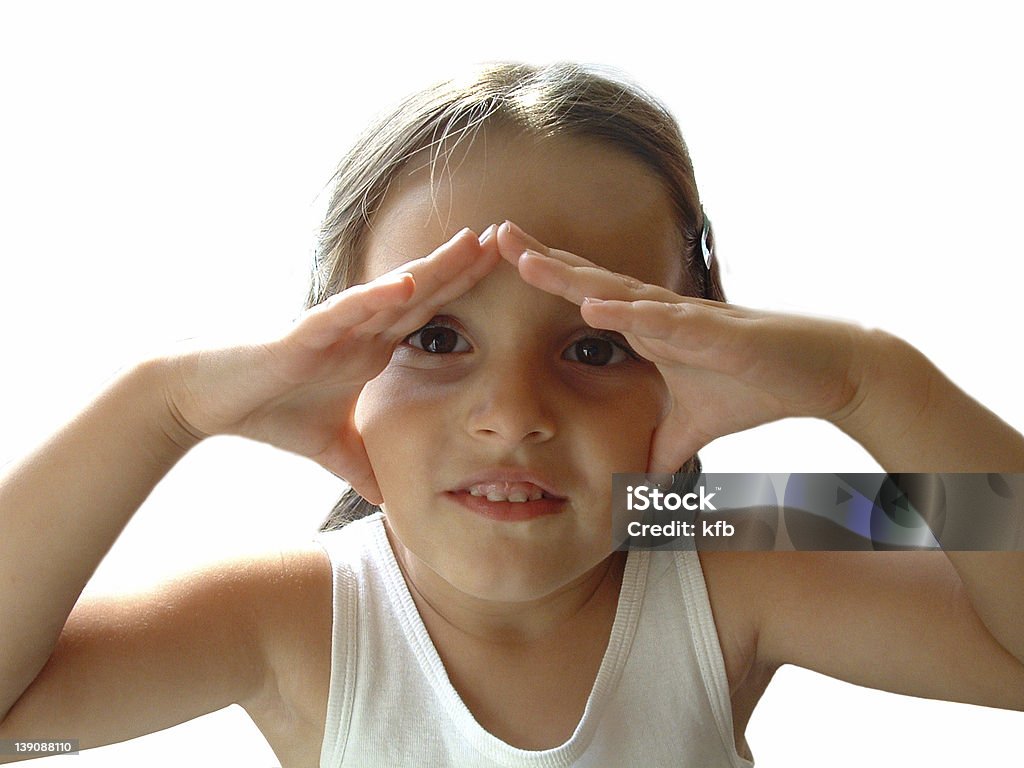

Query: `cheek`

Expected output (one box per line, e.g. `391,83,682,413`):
570,373,667,473
354,372,412,494
356,367,461,429
604,406,660,469
354,368,461,483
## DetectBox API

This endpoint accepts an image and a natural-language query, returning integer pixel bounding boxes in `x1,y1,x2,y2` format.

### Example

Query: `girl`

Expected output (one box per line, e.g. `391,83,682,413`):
1,62,1022,767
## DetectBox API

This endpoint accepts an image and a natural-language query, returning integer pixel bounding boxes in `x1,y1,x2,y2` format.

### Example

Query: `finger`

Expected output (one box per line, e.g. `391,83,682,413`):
354,225,502,337
582,298,746,343
498,220,734,311
580,299,755,379
302,227,497,345
517,251,681,306
299,271,417,348
648,423,707,476
378,226,491,307
582,298,698,341
396,224,501,318
496,220,597,268
318,435,384,505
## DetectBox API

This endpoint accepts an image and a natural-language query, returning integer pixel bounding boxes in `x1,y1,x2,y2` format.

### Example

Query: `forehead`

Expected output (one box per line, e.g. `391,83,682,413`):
363,130,685,290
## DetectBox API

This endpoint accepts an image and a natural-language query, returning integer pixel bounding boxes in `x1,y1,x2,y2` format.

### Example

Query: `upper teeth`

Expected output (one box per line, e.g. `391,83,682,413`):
468,483,545,503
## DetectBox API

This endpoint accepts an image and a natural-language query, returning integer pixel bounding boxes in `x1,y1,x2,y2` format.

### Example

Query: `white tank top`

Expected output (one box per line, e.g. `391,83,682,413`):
315,513,754,767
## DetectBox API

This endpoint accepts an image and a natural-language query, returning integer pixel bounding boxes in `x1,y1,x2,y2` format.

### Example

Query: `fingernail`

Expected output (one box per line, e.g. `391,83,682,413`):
478,224,497,245
380,271,413,288
501,220,526,240
521,248,548,261
582,296,606,305
453,227,475,242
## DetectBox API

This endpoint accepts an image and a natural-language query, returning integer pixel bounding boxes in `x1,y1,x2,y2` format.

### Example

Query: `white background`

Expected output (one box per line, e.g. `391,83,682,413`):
2,1,1022,765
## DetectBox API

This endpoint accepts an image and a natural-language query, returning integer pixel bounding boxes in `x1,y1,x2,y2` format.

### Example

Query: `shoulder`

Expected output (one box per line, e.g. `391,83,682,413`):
0,540,336,765
246,518,391,764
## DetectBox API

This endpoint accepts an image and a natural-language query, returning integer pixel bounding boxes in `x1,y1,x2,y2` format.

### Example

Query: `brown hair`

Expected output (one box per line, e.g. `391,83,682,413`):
312,62,725,531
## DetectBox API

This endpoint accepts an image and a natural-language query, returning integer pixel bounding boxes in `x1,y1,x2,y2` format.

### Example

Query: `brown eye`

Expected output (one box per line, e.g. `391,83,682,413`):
563,336,627,366
406,324,469,354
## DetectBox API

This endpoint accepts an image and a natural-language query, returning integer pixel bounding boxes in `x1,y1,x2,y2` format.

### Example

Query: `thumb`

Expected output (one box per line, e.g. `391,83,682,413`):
319,437,385,506
346,468,384,507
647,417,707,475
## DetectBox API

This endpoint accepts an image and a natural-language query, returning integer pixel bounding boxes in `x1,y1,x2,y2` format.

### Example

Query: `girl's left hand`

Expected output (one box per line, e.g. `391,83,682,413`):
496,222,875,474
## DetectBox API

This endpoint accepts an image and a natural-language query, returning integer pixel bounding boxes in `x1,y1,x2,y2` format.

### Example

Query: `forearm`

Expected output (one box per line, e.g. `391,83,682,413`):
0,358,198,721
833,330,1024,473
833,329,1024,665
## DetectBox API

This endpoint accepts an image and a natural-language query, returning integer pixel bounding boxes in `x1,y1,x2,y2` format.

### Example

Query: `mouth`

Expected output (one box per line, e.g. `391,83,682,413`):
446,475,568,521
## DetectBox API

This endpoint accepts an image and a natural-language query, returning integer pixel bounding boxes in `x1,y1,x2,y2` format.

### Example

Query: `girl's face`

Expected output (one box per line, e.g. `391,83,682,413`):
355,132,687,603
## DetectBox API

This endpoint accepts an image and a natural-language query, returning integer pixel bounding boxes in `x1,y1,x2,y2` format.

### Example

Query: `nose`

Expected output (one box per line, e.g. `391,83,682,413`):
464,358,557,446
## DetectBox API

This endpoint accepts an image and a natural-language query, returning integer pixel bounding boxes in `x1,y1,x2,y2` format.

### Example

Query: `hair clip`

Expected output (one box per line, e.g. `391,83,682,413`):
700,211,714,271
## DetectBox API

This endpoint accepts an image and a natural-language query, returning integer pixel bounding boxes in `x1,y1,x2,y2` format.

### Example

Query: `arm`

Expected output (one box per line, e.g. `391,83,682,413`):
496,221,1024,709
0,547,320,763
0,227,500,752
731,332,1024,710
831,329,1024,665
0,360,197,724
0,360,283,762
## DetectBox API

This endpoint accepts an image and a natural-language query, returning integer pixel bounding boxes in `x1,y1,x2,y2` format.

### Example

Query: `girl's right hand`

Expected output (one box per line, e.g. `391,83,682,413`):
162,227,499,503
